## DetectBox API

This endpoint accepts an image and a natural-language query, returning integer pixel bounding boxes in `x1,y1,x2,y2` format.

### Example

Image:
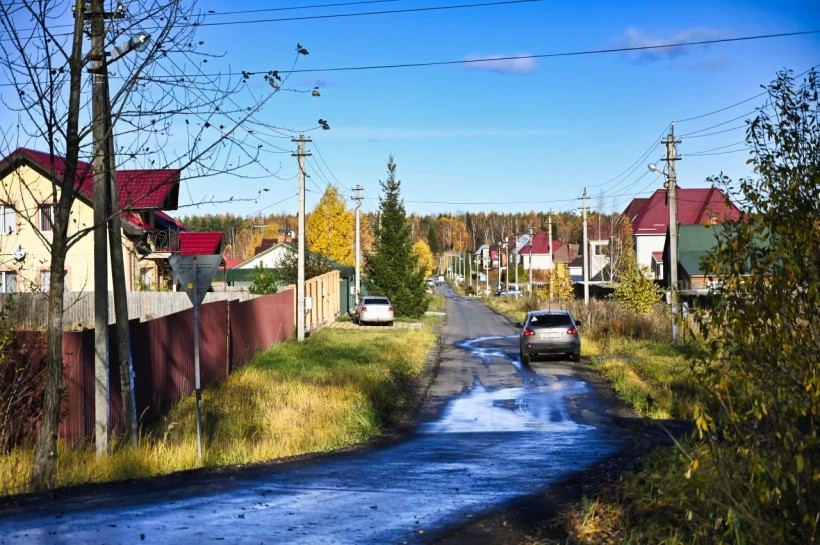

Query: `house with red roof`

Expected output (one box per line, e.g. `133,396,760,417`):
518,230,564,271
623,186,741,280
0,148,222,292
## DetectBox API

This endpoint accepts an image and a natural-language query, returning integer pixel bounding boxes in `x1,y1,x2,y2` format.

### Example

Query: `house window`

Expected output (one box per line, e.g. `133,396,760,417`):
39,270,67,292
140,267,154,289
39,204,55,232
0,271,16,293
0,206,16,235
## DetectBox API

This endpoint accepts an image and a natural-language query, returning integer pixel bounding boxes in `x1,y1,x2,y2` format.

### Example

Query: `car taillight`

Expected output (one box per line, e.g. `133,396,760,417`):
567,327,578,335
361,306,367,312
523,328,535,336
388,306,393,312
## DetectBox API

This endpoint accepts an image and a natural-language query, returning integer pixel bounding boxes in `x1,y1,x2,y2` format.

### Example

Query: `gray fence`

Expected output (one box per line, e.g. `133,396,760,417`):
0,290,258,331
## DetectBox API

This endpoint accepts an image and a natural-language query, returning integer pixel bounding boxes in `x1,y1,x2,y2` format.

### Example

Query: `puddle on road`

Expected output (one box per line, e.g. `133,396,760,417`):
0,333,619,545
421,380,591,433
423,335,593,434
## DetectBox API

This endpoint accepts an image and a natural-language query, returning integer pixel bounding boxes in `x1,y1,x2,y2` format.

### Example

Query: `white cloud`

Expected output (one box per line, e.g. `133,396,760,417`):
612,27,727,63
461,54,537,74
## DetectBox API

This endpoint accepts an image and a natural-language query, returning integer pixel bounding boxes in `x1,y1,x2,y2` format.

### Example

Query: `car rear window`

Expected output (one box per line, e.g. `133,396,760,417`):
365,298,390,305
527,314,572,328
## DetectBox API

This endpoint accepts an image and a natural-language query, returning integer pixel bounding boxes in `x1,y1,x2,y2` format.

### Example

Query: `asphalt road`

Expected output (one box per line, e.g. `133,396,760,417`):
0,286,639,545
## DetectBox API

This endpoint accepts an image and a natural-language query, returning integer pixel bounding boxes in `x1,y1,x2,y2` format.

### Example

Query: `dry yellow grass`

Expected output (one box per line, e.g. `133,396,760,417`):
0,319,438,496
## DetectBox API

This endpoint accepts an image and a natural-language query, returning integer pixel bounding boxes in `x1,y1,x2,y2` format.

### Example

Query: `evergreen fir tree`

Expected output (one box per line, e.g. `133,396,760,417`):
364,157,428,318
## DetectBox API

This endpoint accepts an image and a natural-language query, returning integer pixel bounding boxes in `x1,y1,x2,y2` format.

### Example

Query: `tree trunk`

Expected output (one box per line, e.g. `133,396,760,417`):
30,3,85,491
30,242,68,490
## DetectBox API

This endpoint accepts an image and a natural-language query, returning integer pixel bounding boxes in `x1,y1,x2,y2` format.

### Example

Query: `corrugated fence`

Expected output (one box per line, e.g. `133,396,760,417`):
15,290,296,444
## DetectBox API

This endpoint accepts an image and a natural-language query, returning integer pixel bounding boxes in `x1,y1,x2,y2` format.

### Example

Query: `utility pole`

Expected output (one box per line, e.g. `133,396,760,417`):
496,242,502,291
662,124,681,342
88,0,112,456
582,190,590,305
353,185,363,302
468,251,472,291
548,213,554,299
528,225,533,293
484,248,489,294
293,135,311,342
504,240,510,291
513,233,519,290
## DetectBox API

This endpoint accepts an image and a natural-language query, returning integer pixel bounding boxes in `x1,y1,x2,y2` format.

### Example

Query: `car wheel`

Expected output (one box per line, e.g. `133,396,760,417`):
387,321,394,327
520,350,531,366
569,352,580,362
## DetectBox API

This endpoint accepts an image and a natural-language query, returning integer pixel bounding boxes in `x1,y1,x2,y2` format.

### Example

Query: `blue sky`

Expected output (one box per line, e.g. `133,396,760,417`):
5,1,820,219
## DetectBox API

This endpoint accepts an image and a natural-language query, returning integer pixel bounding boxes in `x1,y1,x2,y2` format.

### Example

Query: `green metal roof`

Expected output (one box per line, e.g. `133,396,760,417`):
677,224,725,276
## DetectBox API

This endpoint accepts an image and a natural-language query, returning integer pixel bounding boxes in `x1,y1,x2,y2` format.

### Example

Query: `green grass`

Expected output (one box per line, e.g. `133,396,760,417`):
0,320,438,496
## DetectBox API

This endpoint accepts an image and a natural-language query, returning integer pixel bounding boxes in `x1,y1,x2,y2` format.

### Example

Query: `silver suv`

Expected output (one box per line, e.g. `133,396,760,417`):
516,309,581,364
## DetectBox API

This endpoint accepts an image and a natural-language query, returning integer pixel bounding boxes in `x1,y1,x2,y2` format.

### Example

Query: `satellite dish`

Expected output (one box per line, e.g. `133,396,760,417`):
12,245,25,261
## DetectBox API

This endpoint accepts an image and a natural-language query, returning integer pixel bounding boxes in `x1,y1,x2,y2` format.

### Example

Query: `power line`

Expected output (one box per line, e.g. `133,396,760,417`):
675,62,820,123
246,192,299,217
3,0,538,37
587,123,670,190
685,147,748,157
202,0,400,18
250,30,820,74
95,30,820,81
683,124,747,139
678,109,759,137
192,0,540,28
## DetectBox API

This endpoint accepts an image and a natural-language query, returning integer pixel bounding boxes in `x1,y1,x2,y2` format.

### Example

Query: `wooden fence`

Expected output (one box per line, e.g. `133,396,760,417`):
0,291,258,330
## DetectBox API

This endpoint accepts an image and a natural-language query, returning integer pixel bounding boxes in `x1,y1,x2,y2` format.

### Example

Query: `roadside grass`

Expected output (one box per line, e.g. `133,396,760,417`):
482,295,694,420
0,319,438,497
480,295,735,544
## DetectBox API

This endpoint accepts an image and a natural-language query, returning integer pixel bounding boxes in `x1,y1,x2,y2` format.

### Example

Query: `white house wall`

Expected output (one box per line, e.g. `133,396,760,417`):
236,245,293,269
635,235,665,273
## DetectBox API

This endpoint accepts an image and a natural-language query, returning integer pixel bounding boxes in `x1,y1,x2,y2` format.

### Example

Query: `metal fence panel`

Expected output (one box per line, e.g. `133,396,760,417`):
230,291,294,370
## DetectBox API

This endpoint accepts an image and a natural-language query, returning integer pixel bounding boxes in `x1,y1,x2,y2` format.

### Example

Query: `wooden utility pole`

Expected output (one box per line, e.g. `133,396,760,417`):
293,135,311,341
582,190,589,305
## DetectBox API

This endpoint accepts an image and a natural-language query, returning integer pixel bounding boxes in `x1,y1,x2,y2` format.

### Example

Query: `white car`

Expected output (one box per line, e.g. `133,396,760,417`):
353,296,394,326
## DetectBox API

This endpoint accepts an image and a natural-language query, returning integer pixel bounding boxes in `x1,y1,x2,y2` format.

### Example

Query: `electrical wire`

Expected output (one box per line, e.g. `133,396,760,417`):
3,0,539,37
192,0,540,28
202,1,400,18
251,30,820,74
81,30,820,82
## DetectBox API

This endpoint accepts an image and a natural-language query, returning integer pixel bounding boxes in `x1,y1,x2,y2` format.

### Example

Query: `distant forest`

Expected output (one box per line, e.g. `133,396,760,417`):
181,208,624,261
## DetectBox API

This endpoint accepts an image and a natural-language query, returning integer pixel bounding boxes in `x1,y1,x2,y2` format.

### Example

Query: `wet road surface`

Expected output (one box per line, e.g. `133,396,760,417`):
0,286,631,544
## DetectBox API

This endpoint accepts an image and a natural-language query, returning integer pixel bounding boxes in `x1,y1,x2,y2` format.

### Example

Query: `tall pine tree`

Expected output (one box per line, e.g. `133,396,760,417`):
364,157,428,318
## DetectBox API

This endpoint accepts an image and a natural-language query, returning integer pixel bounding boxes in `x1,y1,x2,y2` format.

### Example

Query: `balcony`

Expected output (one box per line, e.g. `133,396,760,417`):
137,228,180,258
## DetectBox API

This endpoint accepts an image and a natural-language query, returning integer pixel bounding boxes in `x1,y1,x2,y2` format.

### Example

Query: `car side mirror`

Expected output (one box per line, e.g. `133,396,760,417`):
515,322,523,328
575,321,582,327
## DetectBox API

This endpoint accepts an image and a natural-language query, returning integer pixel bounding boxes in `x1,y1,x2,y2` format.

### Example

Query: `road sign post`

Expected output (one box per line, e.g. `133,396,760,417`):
168,254,223,462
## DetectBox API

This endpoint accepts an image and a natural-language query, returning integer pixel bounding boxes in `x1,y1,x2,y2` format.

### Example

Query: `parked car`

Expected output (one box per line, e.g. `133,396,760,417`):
494,288,523,297
516,309,581,364
353,296,394,326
